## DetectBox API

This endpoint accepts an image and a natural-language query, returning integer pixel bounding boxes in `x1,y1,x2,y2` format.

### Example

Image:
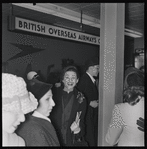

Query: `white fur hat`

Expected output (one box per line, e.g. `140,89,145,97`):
2,73,38,114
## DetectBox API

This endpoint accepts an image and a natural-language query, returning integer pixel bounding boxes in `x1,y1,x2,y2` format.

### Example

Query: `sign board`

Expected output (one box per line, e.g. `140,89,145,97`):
10,16,100,45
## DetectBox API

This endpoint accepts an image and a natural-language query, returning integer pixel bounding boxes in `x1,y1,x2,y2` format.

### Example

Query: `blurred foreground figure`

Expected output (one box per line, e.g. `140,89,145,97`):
2,73,38,146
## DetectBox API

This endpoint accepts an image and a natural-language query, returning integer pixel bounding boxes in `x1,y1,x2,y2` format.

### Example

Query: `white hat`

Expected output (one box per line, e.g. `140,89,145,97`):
27,71,38,80
2,73,38,114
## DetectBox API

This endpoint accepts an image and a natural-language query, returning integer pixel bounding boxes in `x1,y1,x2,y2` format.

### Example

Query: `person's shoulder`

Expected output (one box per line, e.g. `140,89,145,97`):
19,117,44,132
18,117,31,128
115,103,131,113
79,73,90,84
53,85,63,94
80,73,88,79
114,103,127,109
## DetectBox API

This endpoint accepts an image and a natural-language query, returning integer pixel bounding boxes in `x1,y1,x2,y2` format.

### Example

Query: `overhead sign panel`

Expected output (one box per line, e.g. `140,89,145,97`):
11,16,100,45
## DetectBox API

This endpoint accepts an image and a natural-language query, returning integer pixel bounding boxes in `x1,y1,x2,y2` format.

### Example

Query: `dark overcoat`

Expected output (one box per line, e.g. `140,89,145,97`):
16,115,60,146
50,86,87,146
77,73,98,146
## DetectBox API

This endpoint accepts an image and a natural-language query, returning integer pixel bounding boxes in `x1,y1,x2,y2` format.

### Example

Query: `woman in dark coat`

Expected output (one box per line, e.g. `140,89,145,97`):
50,66,87,146
16,80,60,146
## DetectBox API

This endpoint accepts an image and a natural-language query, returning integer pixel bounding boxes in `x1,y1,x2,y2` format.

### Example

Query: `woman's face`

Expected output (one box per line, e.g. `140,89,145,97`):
62,71,79,91
2,110,25,133
37,90,55,117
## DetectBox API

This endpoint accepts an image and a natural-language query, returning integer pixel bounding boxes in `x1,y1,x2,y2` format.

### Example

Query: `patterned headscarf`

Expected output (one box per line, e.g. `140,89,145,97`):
2,73,38,114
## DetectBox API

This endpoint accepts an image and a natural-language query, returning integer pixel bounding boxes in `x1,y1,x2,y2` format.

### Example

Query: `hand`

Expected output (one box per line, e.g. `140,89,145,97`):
136,117,144,132
90,100,98,108
55,82,61,87
70,119,81,134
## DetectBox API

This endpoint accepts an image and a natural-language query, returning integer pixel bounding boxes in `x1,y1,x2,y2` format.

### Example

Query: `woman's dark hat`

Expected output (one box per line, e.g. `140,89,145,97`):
61,65,79,80
30,79,52,100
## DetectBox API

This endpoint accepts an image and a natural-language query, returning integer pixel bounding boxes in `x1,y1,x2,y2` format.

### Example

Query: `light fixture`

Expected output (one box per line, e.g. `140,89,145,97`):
53,23,83,32
124,29,143,38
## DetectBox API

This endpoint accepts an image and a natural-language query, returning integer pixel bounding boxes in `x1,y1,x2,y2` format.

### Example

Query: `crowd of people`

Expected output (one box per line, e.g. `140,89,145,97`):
2,56,144,147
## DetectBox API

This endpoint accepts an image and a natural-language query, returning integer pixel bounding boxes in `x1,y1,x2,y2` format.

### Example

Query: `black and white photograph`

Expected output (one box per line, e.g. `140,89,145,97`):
2,3,145,147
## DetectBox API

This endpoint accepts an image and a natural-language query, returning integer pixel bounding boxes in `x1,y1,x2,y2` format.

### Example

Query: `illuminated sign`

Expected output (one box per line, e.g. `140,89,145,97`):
11,16,100,45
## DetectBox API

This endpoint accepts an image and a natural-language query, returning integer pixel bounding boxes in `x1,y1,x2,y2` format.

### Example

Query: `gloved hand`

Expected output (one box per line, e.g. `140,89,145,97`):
137,117,144,132
55,82,61,87
70,119,81,134
90,100,98,108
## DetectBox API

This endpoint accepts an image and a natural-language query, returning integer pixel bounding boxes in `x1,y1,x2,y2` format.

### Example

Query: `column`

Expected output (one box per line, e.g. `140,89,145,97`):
98,3,125,146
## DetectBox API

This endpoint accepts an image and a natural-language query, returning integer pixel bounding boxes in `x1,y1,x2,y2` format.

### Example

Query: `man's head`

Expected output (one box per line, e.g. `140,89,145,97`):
85,57,99,77
27,71,39,81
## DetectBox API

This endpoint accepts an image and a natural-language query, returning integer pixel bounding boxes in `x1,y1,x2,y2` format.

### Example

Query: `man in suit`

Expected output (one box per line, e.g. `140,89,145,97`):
77,57,99,146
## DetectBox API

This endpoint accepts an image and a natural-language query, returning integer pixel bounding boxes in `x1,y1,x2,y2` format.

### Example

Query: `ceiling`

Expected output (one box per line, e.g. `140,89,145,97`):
53,3,144,34
2,3,144,37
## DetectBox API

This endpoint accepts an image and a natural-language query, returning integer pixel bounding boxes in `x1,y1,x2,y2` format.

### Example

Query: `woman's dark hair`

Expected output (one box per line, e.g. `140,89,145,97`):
60,66,79,81
127,73,144,87
123,86,144,106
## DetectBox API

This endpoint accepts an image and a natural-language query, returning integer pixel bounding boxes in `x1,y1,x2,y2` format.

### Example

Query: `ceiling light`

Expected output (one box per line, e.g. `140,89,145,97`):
124,29,143,38
124,32,143,38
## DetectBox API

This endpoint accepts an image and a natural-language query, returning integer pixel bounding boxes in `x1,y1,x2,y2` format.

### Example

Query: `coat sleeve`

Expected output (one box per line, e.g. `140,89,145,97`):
77,76,86,93
105,105,124,146
80,94,87,138
77,76,92,105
